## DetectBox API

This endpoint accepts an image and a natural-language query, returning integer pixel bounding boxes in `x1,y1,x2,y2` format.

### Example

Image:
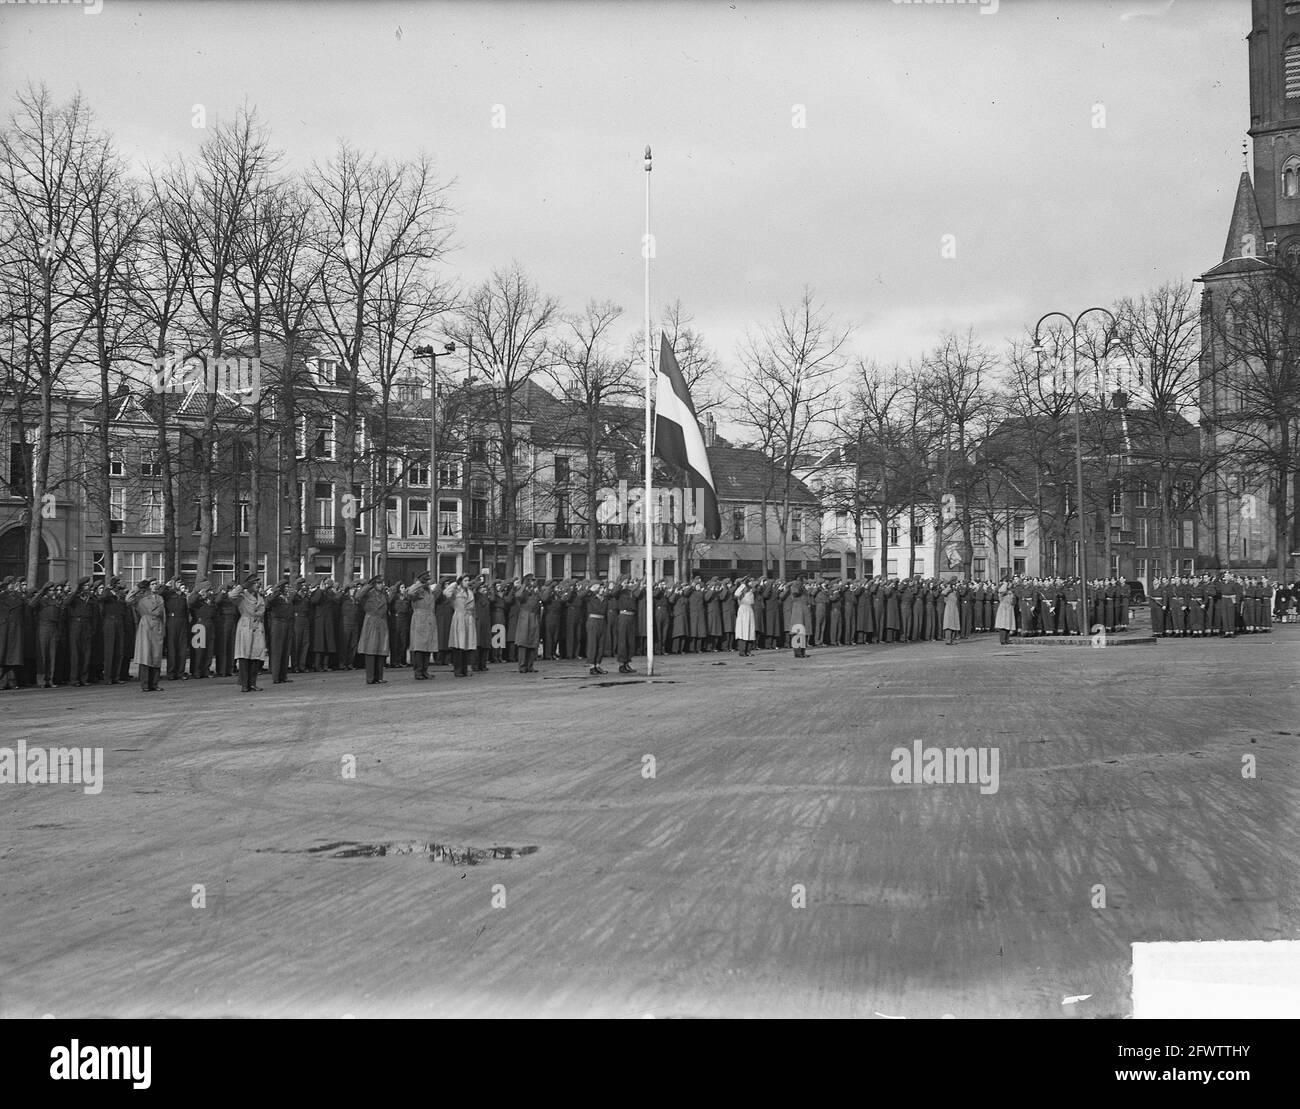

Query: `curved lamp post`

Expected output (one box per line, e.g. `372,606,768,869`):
1031,307,1119,631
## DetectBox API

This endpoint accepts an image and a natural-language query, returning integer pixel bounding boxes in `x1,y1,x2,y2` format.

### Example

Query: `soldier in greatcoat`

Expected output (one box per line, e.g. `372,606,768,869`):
355,575,392,685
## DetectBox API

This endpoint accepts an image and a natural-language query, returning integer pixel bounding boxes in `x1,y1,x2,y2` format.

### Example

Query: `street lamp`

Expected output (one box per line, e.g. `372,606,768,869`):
1031,307,1118,633
414,341,456,578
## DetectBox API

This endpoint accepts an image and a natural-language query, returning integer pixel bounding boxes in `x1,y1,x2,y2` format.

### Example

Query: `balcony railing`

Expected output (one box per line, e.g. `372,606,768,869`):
464,518,627,543
311,524,347,548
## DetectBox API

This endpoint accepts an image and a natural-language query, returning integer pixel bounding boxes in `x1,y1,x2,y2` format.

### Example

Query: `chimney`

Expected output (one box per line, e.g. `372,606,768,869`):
703,412,716,447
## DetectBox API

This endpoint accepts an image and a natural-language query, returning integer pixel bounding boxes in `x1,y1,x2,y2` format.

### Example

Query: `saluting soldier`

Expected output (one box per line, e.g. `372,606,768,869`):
228,575,269,692
994,582,1016,645
613,578,640,674
339,584,360,670
29,580,65,688
514,575,541,673
787,578,811,658
188,579,217,679
127,578,166,693
408,571,440,680
66,577,96,686
100,578,127,684
584,581,610,675
446,574,477,677
390,583,412,668
162,577,190,680
355,575,392,685
435,579,454,664
265,579,294,684
290,580,312,673
215,583,239,677
564,578,585,661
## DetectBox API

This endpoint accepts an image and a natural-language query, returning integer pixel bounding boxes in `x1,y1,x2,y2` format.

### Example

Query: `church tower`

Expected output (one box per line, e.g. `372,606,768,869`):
1248,0,1300,260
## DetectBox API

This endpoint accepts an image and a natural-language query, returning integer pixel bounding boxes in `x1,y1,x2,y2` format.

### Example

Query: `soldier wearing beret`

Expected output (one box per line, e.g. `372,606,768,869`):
355,574,392,685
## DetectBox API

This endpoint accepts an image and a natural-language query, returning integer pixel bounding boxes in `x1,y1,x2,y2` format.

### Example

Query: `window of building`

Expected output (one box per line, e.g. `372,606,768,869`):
1110,554,1121,577
311,419,335,461
108,453,124,478
92,551,106,581
470,438,487,462
191,499,216,535
1135,557,1147,584
661,559,675,579
790,510,802,542
886,559,898,577
1013,557,1026,576
311,556,333,577
1135,518,1149,547
385,496,401,538
1182,558,1195,576
438,499,460,537
571,553,587,576
973,557,986,580
1135,484,1150,508
238,500,250,535
1109,489,1123,515
554,456,570,485
1181,519,1194,549
1287,43,1300,98
140,489,163,535
410,458,430,487
1012,516,1026,547
408,498,429,538
314,482,335,528
972,521,987,546
438,461,461,488
312,358,338,386
140,448,161,478
833,510,849,537
351,484,365,534
910,524,925,546
109,487,126,533
732,507,747,541
863,520,878,550
1286,160,1300,199
888,524,900,547
122,551,145,583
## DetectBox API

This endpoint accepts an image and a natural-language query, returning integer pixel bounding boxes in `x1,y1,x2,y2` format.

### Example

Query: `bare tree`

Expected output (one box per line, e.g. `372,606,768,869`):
450,263,560,579
546,299,637,574
731,288,850,576
307,142,453,582
0,85,99,583
159,106,278,579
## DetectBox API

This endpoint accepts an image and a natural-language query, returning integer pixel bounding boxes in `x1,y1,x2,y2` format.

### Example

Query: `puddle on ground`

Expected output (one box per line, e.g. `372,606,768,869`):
591,679,678,688
262,841,540,864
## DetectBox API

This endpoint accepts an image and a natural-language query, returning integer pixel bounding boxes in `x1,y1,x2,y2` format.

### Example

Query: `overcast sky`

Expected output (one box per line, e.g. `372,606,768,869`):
0,0,1249,375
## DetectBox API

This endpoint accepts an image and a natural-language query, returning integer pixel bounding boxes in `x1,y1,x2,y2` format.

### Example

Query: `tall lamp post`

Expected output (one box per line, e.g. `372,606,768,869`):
1031,307,1118,631
414,342,456,578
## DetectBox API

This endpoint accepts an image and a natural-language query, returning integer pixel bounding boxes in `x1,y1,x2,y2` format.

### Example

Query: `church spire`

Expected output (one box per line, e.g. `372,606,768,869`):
1222,170,1266,262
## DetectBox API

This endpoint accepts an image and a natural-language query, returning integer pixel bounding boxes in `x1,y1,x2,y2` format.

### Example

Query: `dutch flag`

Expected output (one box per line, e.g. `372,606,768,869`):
654,334,722,540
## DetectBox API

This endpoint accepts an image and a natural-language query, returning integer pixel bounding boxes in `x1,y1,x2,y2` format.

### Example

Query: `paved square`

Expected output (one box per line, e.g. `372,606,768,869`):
1,632,1296,1017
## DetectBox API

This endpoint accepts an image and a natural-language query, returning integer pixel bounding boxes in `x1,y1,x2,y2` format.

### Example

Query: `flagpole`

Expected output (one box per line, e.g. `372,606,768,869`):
643,144,654,678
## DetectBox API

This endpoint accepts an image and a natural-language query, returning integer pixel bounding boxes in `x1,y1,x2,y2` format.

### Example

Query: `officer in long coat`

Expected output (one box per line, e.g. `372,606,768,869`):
787,579,811,658
540,580,563,660
514,577,542,673
228,577,269,692
127,578,166,692
473,579,493,671
408,572,440,680
564,580,585,660
446,574,477,677
355,576,392,685
309,581,338,670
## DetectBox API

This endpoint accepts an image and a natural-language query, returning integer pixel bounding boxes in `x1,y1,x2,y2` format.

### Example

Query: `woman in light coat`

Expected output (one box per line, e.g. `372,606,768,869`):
228,576,269,692
734,578,757,656
446,574,478,677
994,583,1017,645
128,578,166,692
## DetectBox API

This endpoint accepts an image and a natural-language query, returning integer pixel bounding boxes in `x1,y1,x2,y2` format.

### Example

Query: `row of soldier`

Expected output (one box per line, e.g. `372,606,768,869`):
0,569,1285,691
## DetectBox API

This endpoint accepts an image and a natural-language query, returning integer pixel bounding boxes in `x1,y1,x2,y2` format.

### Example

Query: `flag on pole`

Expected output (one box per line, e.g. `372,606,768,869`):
654,334,722,539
